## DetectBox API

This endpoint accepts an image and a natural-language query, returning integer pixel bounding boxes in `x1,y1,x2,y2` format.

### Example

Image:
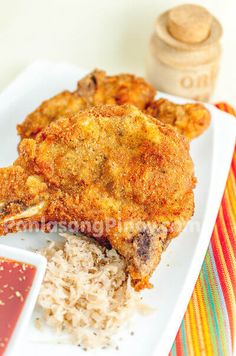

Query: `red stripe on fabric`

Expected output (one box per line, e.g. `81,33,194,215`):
175,329,184,356
231,154,236,177
221,195,236,259
215,103,236,116
211,227,235,348
217,208,236,293
224,103,229,113
215,103,223,110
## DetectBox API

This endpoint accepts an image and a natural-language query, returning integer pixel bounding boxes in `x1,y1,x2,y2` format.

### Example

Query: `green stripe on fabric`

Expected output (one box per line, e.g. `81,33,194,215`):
171,340,177,356
206,252,229,355
203,256,224,355
204,261,223,354
180,321,188,355
200,266,219,355
209,245,232,355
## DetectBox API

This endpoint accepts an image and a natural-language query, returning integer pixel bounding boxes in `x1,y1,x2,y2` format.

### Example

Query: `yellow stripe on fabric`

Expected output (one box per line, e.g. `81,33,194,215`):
227,105,236,115
195,278,214,355
184,307,195,356
185,298,200,356
191,289,206,354
226,172,236,221
226,107,235,115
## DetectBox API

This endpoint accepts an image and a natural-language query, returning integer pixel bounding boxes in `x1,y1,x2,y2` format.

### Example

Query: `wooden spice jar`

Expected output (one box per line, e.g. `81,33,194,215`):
147,4,222,101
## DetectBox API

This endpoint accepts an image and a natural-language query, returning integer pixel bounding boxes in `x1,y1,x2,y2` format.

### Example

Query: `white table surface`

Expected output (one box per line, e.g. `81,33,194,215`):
0,0,235,105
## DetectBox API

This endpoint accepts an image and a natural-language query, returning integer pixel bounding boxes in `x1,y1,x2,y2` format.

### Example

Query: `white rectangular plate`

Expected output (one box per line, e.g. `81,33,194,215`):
0,61,235,356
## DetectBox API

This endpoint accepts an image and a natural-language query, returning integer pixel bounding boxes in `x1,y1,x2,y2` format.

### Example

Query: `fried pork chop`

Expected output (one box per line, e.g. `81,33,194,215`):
17,69,210,141
0,105,196,290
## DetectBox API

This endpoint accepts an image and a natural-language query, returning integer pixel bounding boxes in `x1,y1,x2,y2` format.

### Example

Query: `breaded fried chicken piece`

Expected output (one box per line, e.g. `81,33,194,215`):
17,91,88,140
146,98,211,140
0,105,196,291
17,69,210,142
76,69,156,109
17,70,156,139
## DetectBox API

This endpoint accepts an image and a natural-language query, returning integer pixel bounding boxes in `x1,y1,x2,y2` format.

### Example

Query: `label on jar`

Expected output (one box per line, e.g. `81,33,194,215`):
147,53,219,101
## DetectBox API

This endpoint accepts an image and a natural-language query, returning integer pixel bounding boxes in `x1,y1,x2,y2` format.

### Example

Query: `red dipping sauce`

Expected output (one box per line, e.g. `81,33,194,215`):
0,258,36,355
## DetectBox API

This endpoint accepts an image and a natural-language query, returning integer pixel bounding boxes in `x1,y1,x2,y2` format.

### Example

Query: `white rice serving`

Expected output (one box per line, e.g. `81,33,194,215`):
38,234,140,348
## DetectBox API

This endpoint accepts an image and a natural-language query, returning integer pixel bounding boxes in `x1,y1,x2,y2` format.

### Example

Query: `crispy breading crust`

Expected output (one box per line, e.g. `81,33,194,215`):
76,69,156,109
17,70,210,141
1,105,196,290
17,70,156,140
146,98,211,139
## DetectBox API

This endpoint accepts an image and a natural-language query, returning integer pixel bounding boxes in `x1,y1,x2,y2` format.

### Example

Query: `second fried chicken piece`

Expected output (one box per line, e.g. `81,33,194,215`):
146,98,211,139
1,105,196,291
76,69,156,109
17,70,210,141
17,70,156,139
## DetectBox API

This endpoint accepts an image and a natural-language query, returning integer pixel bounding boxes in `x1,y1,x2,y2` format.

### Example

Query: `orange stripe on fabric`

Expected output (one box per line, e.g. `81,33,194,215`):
184,306,195,356
224,103,229,113
215,103,224,111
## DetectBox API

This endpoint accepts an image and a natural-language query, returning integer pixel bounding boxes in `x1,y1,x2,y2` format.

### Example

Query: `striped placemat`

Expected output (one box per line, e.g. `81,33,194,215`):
170,103,236,356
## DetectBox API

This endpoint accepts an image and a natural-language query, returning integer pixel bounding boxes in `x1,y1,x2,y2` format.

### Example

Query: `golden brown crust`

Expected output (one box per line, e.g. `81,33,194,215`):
17,91,88,139
17,70,156,140
146,98,211,139
17,70,210,142
76,69,156,109
1,105,195,290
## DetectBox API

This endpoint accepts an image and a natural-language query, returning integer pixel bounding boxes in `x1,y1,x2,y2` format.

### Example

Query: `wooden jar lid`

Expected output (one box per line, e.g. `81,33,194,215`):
155,5,222,51
168,4,212,44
